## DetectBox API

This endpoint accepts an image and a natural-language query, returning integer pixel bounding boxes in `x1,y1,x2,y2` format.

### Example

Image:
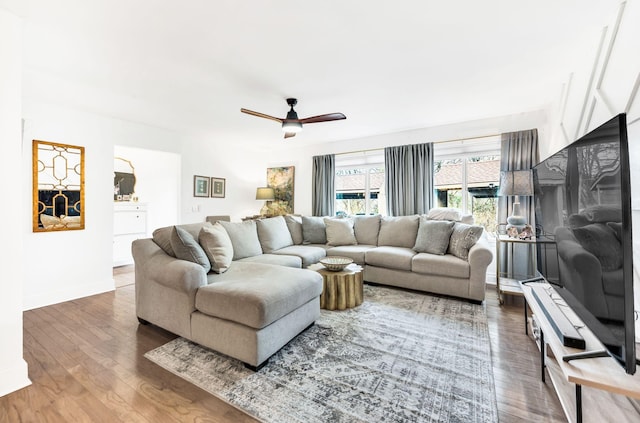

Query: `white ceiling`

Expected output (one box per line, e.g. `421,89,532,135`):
2,0,617,146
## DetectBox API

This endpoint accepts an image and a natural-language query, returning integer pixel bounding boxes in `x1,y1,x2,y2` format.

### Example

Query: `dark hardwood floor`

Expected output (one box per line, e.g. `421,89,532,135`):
0,266,566,422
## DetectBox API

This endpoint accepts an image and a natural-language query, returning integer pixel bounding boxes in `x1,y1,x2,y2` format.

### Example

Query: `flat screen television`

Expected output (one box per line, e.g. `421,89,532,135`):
532,113,636,374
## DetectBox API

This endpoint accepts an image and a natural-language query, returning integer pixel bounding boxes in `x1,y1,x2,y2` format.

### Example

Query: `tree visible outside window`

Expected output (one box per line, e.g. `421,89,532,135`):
335,166,385,215
434,155,500,229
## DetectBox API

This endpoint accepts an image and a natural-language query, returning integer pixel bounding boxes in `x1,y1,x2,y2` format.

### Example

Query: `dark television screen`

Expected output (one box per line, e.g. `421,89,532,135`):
532,113,636,374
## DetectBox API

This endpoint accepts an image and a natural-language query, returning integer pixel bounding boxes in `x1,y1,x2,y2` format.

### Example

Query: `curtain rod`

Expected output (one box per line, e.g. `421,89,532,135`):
334,132,502,157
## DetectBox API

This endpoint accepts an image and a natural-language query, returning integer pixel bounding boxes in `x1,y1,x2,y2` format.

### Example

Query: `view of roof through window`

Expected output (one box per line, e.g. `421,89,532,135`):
334,137,501,228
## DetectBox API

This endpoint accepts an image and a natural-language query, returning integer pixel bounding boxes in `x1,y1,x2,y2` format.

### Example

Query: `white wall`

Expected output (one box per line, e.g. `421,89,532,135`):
178,134,275,223
546,0,640,337
114,145,181,235
0,7,31,397
21,100,183,310
257,110,549,217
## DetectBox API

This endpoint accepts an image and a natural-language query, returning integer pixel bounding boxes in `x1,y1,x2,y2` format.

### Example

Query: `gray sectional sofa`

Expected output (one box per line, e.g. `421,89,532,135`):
132,209,493,369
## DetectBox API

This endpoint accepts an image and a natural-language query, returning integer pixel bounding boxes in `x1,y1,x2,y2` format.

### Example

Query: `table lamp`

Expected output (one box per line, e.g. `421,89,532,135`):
256,187,275,216
499,170,533,232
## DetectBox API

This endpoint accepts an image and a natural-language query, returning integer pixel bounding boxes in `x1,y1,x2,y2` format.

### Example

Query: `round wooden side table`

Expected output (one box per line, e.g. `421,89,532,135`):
308,263,364,310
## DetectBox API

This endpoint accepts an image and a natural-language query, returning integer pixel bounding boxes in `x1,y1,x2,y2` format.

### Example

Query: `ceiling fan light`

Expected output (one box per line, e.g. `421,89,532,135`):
282,121,303,133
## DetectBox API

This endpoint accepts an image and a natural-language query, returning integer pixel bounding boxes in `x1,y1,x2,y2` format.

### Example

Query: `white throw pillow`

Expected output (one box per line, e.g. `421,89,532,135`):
426,207,463,222
199,222,234,274
324,217,357,246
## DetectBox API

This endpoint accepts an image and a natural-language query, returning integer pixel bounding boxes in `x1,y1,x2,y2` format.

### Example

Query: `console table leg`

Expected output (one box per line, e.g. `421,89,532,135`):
540,329,545,383
524,297,528,335
576,384,582,423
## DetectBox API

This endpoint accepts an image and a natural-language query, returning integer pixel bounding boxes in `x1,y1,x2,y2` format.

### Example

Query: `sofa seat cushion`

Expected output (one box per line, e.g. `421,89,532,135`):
237,254,302,268
365,246,416,271
272,245,327,267
198,263,322,329
326,245,376,265
412,253,470,279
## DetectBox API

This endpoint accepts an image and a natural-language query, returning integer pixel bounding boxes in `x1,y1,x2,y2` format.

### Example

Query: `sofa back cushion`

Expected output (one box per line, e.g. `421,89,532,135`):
324,217,357,246
377,215,419,248
170,226,211,272
413,218,455,255
219,220,263,260
284,215,304,245
302,216,327,244
353,215,381,245
199,222,233,273
448,222,484,260
256,216,294,253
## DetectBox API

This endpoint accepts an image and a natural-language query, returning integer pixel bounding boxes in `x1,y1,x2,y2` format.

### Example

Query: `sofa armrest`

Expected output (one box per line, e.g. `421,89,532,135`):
467,237,493,301
132,238,208,295
468,237,493,269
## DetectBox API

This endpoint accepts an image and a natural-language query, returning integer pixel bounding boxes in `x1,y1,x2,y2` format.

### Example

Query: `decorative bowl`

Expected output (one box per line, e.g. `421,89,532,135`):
319,256,353,271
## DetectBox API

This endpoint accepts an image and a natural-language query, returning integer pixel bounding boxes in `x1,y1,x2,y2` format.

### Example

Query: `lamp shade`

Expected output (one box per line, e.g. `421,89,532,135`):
498,170,533,196
256,187,275,200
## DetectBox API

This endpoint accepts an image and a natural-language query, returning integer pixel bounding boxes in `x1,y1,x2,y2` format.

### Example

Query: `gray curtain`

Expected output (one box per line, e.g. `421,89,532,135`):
498,129,539,227
384,143,434,216
498,129,539,278
312,154,335,216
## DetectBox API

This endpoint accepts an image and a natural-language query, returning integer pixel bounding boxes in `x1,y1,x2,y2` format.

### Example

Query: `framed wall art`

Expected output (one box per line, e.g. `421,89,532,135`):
33,139,85,232
194,175,210,197
267,166,295,214
210,177,226,198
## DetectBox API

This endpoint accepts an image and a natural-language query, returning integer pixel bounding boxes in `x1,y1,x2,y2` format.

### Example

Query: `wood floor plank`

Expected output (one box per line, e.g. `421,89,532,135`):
2,267,577,422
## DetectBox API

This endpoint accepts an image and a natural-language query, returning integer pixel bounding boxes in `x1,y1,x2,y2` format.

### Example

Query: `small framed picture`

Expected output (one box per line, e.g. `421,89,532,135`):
194,175,210,197
210,177,226,198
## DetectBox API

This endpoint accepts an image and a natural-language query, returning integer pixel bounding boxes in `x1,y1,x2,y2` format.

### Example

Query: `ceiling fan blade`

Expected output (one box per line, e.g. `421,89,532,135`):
241,108,283,123
284,132,297,139
299,113,346,124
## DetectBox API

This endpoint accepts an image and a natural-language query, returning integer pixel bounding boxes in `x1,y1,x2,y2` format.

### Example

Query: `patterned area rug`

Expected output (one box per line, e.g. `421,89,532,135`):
145,285,498,423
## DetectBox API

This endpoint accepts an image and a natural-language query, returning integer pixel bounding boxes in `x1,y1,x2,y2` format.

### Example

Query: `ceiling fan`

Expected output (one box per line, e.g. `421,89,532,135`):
241,98,346,139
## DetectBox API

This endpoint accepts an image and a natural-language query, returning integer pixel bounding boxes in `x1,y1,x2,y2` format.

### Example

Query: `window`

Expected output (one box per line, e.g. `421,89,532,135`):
335,151,385,216
434,138,501,230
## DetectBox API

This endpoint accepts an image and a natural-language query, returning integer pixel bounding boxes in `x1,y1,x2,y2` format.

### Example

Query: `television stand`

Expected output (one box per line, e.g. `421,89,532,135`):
522,281,640,423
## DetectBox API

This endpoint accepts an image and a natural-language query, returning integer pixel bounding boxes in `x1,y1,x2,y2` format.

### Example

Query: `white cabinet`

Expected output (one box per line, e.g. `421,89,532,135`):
114,202,147,267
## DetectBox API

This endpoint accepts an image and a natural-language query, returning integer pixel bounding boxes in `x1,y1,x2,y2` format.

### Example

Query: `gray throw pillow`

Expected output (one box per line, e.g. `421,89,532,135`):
170,226,211,272
573,223,622,270
284,215,304,245
413,218,455,255
324,217,357,246
448,223,484,260
302,216,327,244
353,215,381,245
377,215,420,248
198,223,233,274
256,216,294,253
219,220,263,260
